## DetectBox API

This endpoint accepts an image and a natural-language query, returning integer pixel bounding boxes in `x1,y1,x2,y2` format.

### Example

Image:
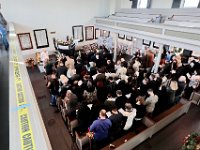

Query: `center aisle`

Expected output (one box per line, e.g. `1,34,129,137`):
27,66,78,150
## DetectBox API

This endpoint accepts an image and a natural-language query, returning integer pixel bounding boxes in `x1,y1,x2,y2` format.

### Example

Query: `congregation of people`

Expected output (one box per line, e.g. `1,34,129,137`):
42,45,200,149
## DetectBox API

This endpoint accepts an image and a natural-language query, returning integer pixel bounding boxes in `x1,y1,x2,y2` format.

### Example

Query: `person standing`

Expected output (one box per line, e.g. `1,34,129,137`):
47,74,59,106
89,109,112,149
109,107,125,140
144,89,158,116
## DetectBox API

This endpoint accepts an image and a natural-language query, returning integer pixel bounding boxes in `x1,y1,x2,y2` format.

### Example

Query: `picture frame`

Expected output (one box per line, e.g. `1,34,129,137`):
163,44,170,51
100,29,104,37
95,28,100,39
126,35,133,41
118,33,125,39
100,29,110,37
85,26,94,41
17,33,33,50
104,30,110,37
33,29,49,49
72,25,84,42
143,39,151,46
153,42,159,49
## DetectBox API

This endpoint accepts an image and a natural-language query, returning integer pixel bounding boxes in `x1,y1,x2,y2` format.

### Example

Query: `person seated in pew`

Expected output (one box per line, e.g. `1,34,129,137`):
108,106,126,140
89,109,112,149
119,103,136,131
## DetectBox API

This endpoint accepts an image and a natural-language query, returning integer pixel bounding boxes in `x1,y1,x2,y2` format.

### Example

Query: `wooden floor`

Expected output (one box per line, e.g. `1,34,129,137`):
28,65,200,150
28,66,78,150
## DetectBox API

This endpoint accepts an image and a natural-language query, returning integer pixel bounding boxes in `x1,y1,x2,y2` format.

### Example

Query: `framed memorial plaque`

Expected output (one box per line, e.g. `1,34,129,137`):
153,42,159,49
72,25,84,42
85,26,94,41
33,29,49,48
95,28,100,39
126,35,133,41
17,33,33,50
143,39,151,46
100,30,110,37
104,30,110,37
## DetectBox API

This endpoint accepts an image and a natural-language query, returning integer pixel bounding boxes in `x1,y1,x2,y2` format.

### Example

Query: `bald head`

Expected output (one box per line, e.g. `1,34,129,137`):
99,109,106,119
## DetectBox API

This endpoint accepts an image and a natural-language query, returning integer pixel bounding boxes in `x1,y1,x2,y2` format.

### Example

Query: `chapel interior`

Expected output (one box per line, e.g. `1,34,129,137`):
1,0,200,150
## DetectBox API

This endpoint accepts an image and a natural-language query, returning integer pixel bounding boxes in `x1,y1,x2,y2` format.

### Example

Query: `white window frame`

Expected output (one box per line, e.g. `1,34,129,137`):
181,0,199,8
137,0,148,8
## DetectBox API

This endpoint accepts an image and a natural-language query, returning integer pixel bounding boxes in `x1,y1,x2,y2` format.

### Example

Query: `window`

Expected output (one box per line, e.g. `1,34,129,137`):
138,0,148,8
183,0,199,8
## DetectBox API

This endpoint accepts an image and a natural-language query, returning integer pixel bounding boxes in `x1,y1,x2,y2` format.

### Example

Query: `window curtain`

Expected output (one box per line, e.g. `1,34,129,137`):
171,0,182,8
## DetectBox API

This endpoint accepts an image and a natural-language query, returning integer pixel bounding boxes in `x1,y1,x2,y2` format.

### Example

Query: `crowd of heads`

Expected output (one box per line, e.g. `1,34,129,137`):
43,45,200,146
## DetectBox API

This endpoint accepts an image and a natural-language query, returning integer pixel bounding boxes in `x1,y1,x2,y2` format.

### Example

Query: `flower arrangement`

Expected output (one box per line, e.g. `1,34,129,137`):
182,133,200,150
25,58,35,67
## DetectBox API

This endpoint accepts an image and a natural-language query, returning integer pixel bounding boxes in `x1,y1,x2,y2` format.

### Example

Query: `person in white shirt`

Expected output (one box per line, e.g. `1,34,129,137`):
40,49,49,72
119,103,136,131
40,49,49,62
116,63,127,77
132,58,141,72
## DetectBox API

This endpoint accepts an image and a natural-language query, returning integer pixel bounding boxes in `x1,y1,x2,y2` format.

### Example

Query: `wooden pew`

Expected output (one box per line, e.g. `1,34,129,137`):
152,103,183,122
190,92,200,106
75,131,90,150
66,116,78,136
100,99,191,150
101,118,151,150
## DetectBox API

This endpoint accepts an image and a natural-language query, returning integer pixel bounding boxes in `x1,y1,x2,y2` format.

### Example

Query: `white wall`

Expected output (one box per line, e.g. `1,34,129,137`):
108,0,132,13
1,0,110,56
120,0,132,9
151,0,173,8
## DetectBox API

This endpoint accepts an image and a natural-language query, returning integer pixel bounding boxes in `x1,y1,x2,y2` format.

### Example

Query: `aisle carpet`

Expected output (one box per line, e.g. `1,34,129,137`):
27,66,78,150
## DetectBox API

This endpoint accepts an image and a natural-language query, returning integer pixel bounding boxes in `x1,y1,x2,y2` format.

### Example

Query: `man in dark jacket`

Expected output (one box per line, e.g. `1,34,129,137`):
57,61,67,78
115,90,127,109
47,74,59,106
109,107,125,140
